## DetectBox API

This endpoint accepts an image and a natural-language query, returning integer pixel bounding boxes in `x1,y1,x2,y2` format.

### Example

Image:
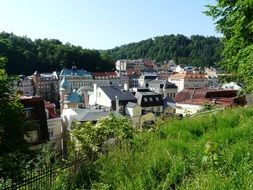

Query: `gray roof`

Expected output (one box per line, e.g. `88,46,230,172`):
135,91,163,107
100,86,137,101
72,110,123,122
126,102,139,108
59,68,92,77
148,79,177,89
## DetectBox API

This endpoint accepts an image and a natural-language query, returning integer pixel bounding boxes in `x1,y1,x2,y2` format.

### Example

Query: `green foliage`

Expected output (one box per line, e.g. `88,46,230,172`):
70,114,133,161
0,57,33,178
78,107,253,189
205,0,253,92
105,34,223,67
0,32,114,75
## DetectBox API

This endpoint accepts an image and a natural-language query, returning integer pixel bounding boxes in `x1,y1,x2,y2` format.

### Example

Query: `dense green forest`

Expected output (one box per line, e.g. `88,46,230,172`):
0,32,114,75
106,34,223,67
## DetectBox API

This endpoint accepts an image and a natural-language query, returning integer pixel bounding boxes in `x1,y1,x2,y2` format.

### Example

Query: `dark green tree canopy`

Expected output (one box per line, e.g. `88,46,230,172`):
0,32,114,75
105,34,223,67
206,0,253,92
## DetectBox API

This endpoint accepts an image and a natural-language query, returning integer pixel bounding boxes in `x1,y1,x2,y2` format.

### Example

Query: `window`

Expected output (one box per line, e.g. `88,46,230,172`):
144,97,148,102
24,130,38,143
149,97,153,101
156,97,159,101
48,128,54,138
24,108,32,118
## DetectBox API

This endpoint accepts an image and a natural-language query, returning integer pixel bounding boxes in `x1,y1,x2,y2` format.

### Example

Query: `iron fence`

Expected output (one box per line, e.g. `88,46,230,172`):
0,158,84,190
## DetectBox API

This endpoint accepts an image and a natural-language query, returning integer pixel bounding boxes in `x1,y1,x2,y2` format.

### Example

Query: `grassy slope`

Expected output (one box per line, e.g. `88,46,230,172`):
92,107,253,189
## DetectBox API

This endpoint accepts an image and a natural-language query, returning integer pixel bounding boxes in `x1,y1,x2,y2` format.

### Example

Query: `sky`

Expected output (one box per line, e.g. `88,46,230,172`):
0,0,219,50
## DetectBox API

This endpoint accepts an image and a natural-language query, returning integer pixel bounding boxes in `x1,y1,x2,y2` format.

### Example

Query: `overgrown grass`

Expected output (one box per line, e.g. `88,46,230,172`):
80,107,253,189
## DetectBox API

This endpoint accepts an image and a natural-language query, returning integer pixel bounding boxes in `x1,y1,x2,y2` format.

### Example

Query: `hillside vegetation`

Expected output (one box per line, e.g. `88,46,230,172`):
0,32,114,75
106,34,223,67
70,107,253,189
0,32,223,75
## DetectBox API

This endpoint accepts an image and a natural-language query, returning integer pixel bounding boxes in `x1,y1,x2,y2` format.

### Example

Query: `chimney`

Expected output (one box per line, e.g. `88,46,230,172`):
115,96,119,113
124,83,129,91
84,90,89,108
94,83,97,105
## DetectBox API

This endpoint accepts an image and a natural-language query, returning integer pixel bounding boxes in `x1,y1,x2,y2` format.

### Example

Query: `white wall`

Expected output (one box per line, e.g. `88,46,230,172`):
175,103,202,116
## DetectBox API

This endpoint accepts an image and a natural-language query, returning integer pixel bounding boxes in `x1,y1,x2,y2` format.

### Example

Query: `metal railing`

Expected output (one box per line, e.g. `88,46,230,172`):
0,158,84,190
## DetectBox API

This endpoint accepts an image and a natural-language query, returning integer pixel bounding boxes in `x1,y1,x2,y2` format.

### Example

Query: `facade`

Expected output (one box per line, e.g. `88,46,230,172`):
89,85,137,112
20,96,49,146
17,75,34,96
59,68,93,90
222,82,242,91
92,71,120,86
134,88,164,115
61,108,122,129
45,102,62,148
32,71,59,104
168,73,208,92
174,88,247,116
125,102,142,128
147,79,178,98
115,59,145,72
128,72,141,88
138,73,158,87
59,76,87,111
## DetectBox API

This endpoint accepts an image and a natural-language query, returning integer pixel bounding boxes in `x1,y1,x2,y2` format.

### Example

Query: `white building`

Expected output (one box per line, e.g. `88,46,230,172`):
222,82,242,91
89,84,137,112
17,75,34,96
138,73,158,87
59,68,93,90
147,79,178,98
175,102,202,116
45,102,62,148
168,73,208,92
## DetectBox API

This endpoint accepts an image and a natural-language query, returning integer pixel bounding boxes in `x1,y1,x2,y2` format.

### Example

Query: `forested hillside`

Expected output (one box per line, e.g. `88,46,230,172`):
106,34,223,67
0,32,114,75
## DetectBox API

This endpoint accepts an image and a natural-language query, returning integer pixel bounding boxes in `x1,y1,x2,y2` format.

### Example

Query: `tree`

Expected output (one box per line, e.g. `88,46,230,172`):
205,0,253,92
0,57,32,179
70,114,133,161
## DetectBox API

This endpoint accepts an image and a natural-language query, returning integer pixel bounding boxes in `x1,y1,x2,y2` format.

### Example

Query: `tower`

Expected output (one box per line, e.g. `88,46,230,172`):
59,76,70,112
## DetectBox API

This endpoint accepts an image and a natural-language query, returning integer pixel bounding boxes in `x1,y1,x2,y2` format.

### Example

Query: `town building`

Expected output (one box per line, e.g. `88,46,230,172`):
61,107,122,130
89,84,137,112
59,68,93,90
32,71,59,104
16,75,34,96
92,71,121,86
173,88,247,116
138,73,158,87
59,76,87,112
45,102,62,149
147,79,178,98
134,88,164,115
168,73,208,92
20,96,49,147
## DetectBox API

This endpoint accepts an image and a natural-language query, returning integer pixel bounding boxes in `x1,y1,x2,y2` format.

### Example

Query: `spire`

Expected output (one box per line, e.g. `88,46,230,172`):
60,76,70,90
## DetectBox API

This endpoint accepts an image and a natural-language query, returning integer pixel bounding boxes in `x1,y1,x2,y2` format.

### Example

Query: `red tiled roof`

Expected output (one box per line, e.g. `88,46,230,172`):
170,73,207,79
174,88,238,102
45,102,61,119
92,71,119,79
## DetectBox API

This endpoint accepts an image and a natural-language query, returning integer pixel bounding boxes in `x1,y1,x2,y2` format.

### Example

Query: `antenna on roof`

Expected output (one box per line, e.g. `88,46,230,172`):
71,61,77,71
